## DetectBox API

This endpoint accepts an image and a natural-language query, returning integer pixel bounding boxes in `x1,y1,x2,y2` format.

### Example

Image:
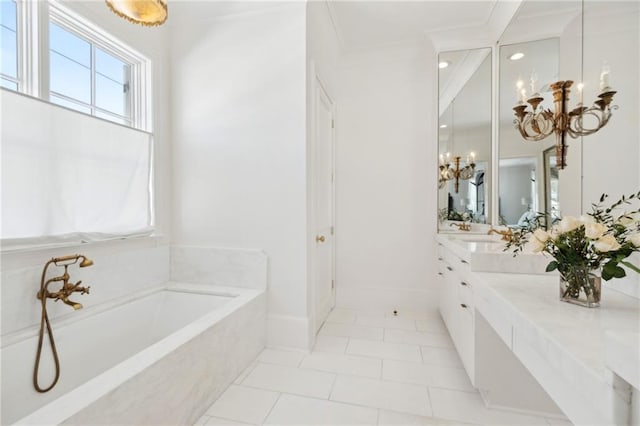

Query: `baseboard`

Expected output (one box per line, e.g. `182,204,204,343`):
479,389,568,420
336,285,438,313
267,313,312,350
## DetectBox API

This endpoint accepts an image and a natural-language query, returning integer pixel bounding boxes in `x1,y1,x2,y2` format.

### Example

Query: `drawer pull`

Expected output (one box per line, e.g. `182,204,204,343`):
460,281,468,286
460,303,468,309
446,266,453,271
460,259,468,264
438,272,443,276
438,257,443,261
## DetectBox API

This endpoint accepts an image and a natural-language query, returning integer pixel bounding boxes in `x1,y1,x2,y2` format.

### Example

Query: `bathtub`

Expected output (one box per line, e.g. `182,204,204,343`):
2,282,266,425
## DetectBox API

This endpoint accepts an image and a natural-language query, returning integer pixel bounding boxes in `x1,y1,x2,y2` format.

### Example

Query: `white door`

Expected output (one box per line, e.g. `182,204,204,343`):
314,80,335,332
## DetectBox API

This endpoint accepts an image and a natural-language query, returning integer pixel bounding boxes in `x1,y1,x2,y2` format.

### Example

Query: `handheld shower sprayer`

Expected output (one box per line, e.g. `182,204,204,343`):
34,254,94,393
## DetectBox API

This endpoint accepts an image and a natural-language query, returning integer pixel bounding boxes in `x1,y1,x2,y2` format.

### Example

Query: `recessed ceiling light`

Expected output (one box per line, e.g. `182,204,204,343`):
509,52,525,61
438,61,450,69
440,124,447,128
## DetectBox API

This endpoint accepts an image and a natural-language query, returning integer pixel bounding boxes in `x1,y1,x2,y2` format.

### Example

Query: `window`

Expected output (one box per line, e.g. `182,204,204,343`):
1,0,19,90
0,0,150,130
1,1,154,246
49,21,132,125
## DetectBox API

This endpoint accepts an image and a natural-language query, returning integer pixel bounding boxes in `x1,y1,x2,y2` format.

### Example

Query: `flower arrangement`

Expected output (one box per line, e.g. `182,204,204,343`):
505,191,640,306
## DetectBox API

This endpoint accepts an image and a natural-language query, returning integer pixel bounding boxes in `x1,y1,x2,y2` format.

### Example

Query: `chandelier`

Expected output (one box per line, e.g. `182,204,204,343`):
512,66,617,169
439,154,476,193
105,0,168,26
438,98,476,193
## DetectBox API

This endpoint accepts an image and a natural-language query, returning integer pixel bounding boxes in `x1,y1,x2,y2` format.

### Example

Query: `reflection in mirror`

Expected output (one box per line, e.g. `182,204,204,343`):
543,146,560,224
438,48,491,227
498,0,584,225
499,37,560,226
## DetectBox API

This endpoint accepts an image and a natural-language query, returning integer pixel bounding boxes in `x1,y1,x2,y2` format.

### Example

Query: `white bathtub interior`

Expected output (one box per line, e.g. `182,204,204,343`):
2,286,236,425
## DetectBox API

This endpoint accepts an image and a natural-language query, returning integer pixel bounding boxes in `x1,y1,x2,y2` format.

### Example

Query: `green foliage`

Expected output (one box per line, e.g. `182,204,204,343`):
504,191,640,283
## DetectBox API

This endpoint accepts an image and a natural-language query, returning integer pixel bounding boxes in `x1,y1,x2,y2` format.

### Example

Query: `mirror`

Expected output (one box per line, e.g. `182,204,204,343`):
438,47,492,227
498,1,583,226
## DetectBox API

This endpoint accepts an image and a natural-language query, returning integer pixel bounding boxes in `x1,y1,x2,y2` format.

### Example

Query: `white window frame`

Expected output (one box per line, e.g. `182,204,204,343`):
0,0,23,90
6,0,151,131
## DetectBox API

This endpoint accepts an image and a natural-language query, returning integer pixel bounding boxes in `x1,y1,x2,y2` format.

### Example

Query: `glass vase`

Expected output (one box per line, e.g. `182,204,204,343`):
559,266,601,308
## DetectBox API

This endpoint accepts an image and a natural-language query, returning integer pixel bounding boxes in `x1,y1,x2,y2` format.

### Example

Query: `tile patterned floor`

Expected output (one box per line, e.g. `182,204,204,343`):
195,308,572,426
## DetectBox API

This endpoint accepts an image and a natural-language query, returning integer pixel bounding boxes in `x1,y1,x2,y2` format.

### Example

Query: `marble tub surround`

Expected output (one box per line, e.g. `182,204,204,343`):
171,246,267,290
1,241,170,337
465,268,640,424
437,233,554,275
13,283,266,425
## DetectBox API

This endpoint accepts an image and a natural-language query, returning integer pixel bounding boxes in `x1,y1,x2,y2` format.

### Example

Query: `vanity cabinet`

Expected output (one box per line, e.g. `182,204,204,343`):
437,243,475,385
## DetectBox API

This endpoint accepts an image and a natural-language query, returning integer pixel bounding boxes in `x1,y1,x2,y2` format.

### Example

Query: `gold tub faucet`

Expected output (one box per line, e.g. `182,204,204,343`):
37,254,93,310
34,254,94,393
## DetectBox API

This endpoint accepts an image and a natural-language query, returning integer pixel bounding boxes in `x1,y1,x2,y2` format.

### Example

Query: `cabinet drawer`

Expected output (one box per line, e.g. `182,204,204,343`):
456,305,475,382
457,280,473,309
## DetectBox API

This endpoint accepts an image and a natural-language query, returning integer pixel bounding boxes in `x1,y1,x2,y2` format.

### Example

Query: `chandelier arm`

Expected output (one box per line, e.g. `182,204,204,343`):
568,107,616,137
514,113,555,141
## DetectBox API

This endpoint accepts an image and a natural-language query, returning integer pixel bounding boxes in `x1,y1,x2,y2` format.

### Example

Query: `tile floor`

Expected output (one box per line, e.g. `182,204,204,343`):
195,308,572,426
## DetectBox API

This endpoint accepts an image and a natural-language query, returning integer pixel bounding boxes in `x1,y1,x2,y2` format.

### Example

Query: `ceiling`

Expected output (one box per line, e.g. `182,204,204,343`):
327,1,499,52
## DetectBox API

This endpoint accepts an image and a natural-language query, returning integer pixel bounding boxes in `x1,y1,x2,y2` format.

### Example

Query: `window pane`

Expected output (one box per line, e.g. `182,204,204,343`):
50,50,91,103
96,73,127,116
1,77,17,90
50,94,92,114
1,0,17,31
96,48,128,84
1,26,17,78
49,22,90,67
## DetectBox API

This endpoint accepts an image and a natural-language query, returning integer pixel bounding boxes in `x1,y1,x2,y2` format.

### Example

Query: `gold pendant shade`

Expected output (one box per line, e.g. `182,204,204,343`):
105,0,168,26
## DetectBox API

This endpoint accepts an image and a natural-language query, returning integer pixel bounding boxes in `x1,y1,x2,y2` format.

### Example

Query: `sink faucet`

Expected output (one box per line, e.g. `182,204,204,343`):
488,227,515,242
450,222,471,232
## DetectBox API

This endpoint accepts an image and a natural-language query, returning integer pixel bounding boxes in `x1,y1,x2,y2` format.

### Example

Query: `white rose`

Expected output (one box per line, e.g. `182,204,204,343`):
532,229,550,243
579,214,596,224
585,222,607,239
558,216,580,234
529,236,546,253
627,233,640,247
593,234,622,252
617,213,638,227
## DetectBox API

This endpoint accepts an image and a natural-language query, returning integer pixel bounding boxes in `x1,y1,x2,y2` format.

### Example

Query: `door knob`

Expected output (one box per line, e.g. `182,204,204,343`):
316,235,326,243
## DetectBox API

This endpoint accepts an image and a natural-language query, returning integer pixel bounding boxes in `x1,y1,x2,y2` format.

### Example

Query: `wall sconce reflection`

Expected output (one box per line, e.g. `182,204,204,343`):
439,152,476,193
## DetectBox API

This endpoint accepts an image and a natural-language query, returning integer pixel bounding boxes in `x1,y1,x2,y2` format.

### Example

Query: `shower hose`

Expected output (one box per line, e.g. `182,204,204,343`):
33,294,61,393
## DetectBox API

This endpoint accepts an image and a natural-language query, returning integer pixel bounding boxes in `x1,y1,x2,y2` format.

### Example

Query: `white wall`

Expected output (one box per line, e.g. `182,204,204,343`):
335,42,438,312
581,2,639,299
169,3,310,349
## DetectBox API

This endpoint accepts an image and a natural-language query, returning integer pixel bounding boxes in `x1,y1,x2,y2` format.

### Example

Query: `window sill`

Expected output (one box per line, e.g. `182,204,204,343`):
1,233,169,269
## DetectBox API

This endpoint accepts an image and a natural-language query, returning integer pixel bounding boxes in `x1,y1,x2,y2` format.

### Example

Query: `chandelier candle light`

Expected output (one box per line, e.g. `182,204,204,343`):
512,64,617,169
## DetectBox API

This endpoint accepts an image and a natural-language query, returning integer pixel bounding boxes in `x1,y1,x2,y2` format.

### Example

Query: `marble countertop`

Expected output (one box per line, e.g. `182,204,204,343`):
437,231,640,423
473,271,640,378
473,271,640,423
436,233,553,274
